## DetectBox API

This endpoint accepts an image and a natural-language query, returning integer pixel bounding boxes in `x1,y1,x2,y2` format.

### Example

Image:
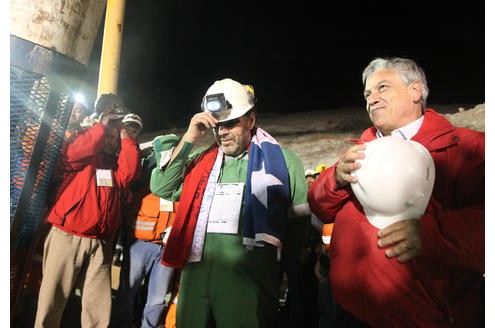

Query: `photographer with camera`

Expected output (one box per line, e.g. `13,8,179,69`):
35,96,141,328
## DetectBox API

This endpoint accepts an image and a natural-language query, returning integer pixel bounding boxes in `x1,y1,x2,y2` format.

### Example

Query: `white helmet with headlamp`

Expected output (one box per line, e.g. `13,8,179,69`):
350,136,435,229
202,78,256,122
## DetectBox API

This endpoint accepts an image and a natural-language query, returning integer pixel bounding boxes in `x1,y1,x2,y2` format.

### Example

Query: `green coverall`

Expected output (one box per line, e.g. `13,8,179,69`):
150,140,310,328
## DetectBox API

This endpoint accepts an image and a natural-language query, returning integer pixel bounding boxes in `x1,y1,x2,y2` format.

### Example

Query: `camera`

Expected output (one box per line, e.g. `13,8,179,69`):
98,105,128,122
109,105,127,118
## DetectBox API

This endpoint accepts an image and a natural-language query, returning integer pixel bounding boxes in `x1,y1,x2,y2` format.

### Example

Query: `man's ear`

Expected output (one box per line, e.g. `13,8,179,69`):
408,80,422,103
248,111,256,130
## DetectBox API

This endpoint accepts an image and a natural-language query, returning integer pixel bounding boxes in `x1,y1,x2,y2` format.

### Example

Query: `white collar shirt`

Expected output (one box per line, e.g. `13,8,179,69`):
376,116,424,140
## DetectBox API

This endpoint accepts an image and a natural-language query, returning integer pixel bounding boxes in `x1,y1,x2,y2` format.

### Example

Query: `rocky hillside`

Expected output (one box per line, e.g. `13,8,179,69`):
140,103,485,171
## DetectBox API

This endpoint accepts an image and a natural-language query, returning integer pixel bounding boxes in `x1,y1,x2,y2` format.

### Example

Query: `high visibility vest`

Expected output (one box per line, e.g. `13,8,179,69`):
131,193,179,243
322,223,334,252
164,293,178,328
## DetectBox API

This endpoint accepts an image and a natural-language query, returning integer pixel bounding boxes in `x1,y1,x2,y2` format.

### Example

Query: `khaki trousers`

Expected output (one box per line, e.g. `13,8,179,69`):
34,226,113,328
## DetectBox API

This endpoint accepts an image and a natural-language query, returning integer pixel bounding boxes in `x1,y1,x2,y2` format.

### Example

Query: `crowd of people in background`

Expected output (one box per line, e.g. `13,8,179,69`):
28,56,484,328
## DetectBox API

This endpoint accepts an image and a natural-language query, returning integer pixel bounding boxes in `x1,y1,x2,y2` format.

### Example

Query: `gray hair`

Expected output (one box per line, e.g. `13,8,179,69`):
362,57,429,110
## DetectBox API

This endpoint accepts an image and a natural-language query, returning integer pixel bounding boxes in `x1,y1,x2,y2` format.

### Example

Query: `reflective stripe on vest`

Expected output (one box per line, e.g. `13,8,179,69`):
322,223,334,251
132,192,179,242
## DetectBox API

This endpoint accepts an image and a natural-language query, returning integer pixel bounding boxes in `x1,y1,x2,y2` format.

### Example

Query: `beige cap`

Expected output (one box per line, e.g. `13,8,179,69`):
122,113,143,131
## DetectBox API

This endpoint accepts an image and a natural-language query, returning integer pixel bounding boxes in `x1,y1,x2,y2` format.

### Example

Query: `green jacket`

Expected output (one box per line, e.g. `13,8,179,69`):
150,136,311,254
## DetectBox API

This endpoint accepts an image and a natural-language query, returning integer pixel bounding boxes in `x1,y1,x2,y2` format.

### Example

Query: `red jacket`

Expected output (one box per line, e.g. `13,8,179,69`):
308,109,484,327
46,123,140,240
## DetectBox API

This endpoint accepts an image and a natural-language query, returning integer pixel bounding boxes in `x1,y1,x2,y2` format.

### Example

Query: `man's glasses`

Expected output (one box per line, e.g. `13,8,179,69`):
214,118,240,131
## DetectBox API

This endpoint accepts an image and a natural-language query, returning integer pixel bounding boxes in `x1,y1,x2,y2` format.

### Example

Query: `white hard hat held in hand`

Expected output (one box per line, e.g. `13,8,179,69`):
350,136,435,229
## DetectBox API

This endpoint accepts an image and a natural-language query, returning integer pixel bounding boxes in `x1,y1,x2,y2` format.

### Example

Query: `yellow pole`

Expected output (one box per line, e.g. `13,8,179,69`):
97,0,127,96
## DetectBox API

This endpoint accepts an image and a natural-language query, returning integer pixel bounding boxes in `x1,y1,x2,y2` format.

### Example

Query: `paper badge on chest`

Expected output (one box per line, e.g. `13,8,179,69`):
207,183,244,234
96,169,114,187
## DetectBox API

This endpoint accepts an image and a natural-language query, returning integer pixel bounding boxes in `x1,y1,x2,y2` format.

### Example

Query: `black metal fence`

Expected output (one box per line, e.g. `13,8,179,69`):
10,35,85,325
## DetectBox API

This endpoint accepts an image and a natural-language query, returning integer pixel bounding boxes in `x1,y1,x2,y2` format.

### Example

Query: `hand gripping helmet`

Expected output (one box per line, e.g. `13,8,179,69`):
201,78,256,122
350,136,435,229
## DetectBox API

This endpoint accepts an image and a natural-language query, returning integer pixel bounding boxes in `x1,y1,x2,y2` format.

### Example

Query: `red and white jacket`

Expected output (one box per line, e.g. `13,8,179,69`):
308,109,484,327
46,123,140,240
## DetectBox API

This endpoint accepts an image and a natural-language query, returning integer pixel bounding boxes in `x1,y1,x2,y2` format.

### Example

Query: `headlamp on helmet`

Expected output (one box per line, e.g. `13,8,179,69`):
202,93,232,113
201,78,255,122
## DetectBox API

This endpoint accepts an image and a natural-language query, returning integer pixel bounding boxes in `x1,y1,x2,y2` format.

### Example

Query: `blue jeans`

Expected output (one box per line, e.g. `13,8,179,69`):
121,239,174,328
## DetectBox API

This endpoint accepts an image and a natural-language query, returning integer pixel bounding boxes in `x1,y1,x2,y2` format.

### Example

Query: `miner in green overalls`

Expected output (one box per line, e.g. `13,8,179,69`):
150,78,311,328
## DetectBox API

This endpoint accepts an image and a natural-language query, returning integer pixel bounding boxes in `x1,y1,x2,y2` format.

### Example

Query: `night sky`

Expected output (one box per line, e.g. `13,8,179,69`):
81,1,485,133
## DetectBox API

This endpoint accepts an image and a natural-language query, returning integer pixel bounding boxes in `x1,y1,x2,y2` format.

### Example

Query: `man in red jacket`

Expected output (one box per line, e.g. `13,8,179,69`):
308,57,484,327
34,105,141,328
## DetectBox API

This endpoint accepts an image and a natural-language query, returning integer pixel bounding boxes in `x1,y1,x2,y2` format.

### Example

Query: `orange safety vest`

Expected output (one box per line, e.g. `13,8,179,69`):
164,293,178,328
321,223,334,252
131,193,179,243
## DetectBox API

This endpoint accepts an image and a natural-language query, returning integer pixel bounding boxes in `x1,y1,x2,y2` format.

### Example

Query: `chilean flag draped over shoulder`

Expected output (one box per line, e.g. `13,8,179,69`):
243,127,290,249
162,127,290,269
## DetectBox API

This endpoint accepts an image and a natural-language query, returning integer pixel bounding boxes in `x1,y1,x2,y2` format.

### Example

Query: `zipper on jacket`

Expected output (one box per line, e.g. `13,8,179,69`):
61,199,81,226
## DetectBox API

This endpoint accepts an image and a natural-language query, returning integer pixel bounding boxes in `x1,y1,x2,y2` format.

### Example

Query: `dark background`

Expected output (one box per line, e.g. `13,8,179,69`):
81,1,485,133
